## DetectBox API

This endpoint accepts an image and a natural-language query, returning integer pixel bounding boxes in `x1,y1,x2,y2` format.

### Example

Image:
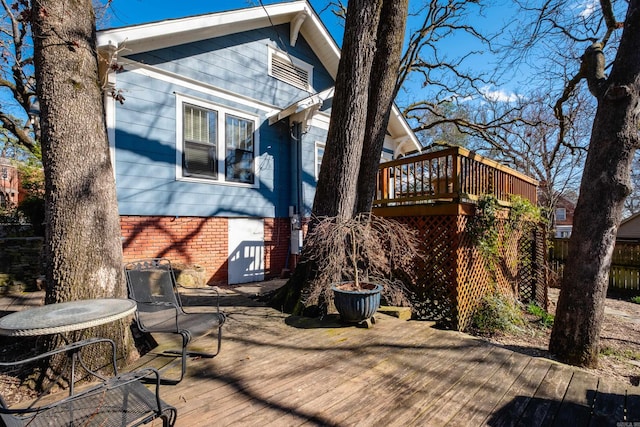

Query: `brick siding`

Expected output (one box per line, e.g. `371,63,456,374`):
121,216,290,285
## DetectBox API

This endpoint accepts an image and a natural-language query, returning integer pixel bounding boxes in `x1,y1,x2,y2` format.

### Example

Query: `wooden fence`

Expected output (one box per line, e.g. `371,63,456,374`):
549,238,640,293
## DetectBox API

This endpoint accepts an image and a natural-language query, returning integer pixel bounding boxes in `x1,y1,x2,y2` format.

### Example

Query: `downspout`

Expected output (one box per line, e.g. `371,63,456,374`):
288,121,304,267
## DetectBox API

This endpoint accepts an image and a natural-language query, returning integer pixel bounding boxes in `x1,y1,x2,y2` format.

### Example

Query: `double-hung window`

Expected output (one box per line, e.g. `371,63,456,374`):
178,96,257,186
225,115,255,184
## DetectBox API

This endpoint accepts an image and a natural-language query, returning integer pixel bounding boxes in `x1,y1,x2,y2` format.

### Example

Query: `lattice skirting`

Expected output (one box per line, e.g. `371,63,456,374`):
394,214,546,330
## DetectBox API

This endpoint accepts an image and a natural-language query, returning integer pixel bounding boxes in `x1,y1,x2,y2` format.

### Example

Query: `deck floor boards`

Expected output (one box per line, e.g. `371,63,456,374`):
138,291,640,426
0,286,627,427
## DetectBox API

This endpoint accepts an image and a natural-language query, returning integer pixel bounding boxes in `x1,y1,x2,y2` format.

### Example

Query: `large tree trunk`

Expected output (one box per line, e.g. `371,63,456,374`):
31,0,135,364
356,0,408,214
549,1,640,367
272,0,409,313
311,0,382,219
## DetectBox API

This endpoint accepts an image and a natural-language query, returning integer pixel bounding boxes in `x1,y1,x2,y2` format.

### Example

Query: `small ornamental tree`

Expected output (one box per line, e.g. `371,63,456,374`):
300,214,422,314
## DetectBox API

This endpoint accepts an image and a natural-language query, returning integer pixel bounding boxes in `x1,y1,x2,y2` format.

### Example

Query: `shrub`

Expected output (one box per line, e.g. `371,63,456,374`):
471,292,524,334
17,196,45,236
527,303,554,328
301,213,423,310
631,296,640,305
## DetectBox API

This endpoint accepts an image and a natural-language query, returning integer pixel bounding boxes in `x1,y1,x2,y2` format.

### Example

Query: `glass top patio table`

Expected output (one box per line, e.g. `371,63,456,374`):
0,298,137,336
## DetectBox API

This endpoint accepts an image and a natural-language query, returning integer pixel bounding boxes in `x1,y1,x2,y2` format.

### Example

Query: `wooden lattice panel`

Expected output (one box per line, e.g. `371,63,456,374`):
389,210,547,331
455,215,493,330
516,228,547,309
395,215,458,325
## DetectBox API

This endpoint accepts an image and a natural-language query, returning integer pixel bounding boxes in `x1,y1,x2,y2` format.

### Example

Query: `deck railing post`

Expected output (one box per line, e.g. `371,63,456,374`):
453,148,461,201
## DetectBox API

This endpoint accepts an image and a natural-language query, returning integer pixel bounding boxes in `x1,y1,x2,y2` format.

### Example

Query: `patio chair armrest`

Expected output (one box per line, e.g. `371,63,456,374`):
0,366,177,426
0,337,118,383
176,286,223,314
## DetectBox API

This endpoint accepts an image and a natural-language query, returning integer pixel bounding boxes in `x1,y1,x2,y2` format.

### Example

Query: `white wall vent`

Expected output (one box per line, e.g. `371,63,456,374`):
268,47,313,91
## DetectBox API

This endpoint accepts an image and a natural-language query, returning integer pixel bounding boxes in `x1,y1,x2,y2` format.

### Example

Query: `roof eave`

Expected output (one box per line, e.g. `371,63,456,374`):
97,1,310,55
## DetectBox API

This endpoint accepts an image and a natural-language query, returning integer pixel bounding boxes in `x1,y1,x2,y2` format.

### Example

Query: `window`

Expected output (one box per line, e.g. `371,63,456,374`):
268,47,313,91
178,96,258,186
183,104,218,179
225,114,255,184
555,208,567,221
315,142,324,180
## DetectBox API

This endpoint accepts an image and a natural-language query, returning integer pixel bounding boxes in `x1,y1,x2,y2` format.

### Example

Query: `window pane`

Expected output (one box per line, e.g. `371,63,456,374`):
225,114,254,184
184,142,217,178
183,104,217,178
316,144,324,179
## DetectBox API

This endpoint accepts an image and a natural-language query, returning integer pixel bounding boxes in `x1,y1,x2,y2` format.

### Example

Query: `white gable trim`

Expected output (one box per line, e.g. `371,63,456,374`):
98,2,311,56
290,11,308,46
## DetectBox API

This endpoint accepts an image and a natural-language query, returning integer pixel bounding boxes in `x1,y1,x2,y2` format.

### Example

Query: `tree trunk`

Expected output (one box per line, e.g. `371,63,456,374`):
272,0,411,313
31,0,135,364
549,1,640,367
311,0,382,219
356,0,409,214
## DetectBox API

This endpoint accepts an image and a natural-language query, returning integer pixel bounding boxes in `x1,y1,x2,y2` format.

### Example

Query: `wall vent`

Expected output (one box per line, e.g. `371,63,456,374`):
269,48,312,91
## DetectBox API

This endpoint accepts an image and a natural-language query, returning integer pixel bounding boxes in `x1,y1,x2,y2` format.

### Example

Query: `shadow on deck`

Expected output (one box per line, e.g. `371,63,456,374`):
132,281,639,426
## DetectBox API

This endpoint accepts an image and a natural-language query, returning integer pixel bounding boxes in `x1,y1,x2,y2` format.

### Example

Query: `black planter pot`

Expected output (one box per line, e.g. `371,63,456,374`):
331,282,382,327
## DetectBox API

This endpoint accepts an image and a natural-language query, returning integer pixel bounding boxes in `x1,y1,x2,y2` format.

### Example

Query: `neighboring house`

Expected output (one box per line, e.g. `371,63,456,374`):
617,212,640,241
0,158,20,209
97,1,421,285
553,195,575,238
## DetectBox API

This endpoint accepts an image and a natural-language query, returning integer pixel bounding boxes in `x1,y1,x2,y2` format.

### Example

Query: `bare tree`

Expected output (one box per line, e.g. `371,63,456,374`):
272,0,409,312
623,152,640,217
311,0,383,218
0,0,39,154
546,0,639,367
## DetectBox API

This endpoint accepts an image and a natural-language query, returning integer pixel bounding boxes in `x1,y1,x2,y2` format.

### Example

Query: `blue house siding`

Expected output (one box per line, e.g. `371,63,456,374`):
113,27,334,220
127,25,334,108
299,125,328,215
114,70,292,218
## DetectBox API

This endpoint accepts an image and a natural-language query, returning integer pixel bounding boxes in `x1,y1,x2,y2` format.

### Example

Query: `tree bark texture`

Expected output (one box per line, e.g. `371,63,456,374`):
311,0,382,219
31,0,134,363
549,0,640,367
272,0,409,313
356,0,409,214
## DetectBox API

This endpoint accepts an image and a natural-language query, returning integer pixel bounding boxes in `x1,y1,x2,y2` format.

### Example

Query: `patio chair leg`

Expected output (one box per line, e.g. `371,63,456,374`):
155,331,189,384
157,327,223,383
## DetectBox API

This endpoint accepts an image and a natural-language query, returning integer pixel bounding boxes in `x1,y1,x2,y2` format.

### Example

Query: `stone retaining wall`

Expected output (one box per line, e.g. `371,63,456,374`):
0,237,44,292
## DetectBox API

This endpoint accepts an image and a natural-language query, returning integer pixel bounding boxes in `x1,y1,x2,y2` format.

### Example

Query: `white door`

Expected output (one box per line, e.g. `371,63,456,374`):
228,218,265,284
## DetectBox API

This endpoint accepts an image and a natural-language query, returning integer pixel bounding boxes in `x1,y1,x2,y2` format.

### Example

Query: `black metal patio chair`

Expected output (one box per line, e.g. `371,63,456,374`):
124,258,226,384
0,337,177,426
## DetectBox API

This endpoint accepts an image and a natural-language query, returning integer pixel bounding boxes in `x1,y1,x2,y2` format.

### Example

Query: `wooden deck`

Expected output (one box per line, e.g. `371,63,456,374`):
134,287,640,427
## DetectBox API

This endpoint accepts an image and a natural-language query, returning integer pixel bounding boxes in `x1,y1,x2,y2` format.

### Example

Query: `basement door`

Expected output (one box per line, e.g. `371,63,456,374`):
227,218,265,285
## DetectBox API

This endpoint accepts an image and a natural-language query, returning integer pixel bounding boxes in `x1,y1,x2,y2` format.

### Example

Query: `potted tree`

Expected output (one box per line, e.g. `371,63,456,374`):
301,213,421,327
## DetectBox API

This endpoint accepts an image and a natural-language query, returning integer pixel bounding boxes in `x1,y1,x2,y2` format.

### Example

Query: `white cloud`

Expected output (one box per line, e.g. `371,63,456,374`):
480,86,521,103
577,0,599,18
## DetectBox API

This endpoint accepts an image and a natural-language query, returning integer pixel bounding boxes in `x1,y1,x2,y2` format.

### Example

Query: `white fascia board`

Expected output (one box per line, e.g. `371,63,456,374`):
97,1,309,54
389,105,421,153
298,11,341,78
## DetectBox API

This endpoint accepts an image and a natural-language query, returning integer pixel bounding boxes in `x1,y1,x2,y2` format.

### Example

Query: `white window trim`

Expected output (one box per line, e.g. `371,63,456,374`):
556,207,567,221
175,93,260,188
314,141,325,181
268,46,313,91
